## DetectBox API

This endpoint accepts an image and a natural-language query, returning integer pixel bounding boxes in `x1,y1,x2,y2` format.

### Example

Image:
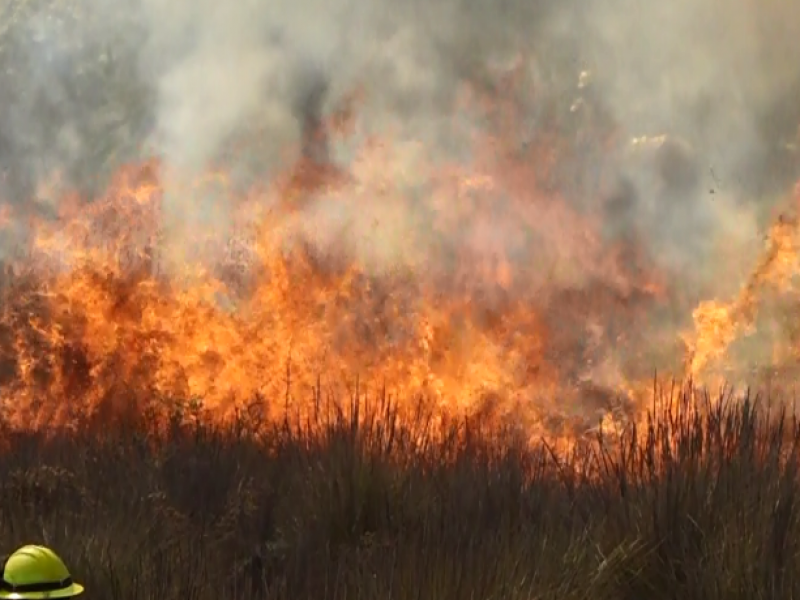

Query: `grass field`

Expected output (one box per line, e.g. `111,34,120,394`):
0,387,798,599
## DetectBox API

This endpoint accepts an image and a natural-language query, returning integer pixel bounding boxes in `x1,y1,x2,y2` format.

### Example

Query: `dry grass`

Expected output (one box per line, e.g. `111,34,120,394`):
0,388,798,599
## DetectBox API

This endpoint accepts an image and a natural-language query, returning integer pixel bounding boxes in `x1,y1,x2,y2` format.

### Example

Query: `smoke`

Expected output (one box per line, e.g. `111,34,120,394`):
0,0,798,375
571,0,800,279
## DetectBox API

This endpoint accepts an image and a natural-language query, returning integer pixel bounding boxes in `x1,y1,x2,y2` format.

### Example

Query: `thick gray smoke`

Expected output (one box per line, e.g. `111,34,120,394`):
0,0,798,346
576,0,800,283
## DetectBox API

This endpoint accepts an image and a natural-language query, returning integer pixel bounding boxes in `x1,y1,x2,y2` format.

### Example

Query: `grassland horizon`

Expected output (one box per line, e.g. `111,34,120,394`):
0,385,798,599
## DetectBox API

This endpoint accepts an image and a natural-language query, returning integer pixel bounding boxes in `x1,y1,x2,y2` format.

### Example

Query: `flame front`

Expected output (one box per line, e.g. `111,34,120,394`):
0,80,796,444
683,187,800,388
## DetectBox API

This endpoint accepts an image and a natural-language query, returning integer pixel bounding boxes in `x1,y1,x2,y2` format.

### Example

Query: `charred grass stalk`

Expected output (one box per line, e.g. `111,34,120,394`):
0,386,799,598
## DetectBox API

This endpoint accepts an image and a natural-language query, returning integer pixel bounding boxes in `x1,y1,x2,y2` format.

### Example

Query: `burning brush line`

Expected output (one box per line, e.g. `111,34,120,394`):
0,81,797,443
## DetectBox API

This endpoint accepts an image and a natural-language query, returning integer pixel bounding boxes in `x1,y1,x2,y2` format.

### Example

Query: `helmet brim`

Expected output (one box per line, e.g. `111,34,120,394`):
0,583,84,599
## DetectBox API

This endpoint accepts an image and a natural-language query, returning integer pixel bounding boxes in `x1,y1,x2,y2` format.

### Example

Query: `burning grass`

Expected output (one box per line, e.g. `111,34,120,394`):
0,386,798,599
0,2,798,596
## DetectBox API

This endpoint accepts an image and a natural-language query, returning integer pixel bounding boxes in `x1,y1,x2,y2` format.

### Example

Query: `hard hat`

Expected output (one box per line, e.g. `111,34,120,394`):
0,546,84,599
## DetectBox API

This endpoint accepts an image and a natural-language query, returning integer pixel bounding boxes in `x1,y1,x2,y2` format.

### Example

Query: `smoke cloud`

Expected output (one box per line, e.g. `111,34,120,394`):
0,0,797,380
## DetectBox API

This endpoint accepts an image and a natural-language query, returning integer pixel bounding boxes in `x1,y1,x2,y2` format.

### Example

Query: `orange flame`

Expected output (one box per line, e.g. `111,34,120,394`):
0,81,793,448
683,192,800,383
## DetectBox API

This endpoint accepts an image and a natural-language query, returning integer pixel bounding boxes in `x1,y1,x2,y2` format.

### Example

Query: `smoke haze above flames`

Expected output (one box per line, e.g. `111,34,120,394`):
0,0,796,266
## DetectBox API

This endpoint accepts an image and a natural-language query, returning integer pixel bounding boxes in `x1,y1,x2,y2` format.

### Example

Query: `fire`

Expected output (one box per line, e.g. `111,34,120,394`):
683,195,800,384
0,78,795,446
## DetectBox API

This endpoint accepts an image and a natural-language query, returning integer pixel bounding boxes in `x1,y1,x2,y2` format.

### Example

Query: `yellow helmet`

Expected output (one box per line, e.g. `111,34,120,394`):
0,546,84,599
